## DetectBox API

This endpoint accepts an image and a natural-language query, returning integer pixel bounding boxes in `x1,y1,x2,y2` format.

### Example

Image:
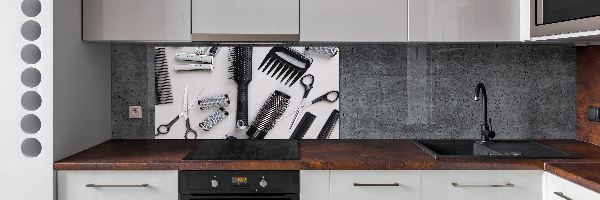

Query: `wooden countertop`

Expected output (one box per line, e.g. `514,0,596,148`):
545,162,600,194
54,139,600,171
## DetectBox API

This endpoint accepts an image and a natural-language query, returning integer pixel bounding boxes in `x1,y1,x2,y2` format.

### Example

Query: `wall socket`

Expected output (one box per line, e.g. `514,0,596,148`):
129,106,142,119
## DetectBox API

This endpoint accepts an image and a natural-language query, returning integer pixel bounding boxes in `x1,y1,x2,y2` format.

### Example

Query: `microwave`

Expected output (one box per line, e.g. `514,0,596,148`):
531,0,600,39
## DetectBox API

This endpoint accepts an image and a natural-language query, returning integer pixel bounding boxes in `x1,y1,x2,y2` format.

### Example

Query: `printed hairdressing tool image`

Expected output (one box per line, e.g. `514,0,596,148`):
228,47,253,129
317,109,339,139
208,46,220,56
175,53,213,63
174,64,214,71
174,53,214,71
258,47,313,86
289,112,316,139
246,90,291,139
305,46,339,58
155,47,173,104
156,87,203,138
197,94,230,110
196,47,209,55
199,107,229,131
277,74,340,129
181,84,197,139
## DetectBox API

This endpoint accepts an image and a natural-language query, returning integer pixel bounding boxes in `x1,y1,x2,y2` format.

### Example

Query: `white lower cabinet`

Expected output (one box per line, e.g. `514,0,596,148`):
330,170,421,200
57,170,178,200
545,172,600,200
300,171,330,200
421,170,543,200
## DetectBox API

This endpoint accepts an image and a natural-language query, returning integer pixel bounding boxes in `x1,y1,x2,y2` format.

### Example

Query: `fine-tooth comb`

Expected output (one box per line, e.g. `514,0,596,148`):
155,47,173,105
258,47,313,87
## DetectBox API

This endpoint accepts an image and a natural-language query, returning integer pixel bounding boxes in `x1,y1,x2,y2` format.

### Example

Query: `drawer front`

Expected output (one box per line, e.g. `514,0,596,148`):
57,170,178,200
546,172,600,200
330,170,421,200
422,170,542,200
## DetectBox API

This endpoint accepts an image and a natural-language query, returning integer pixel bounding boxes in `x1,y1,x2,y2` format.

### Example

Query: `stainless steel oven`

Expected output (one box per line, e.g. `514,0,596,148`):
179,171,299,200
531,0,600,37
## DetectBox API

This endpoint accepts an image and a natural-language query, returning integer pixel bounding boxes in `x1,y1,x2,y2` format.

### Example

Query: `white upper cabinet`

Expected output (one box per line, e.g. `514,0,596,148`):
300,0,408,42
409,0,530,42
191,0,300,41
83,0,191,41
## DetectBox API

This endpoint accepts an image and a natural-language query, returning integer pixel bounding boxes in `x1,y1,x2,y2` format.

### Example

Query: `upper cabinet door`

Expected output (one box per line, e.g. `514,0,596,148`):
83,0,191,42
191,0,300,41
300,0,408,42
409,0,529,42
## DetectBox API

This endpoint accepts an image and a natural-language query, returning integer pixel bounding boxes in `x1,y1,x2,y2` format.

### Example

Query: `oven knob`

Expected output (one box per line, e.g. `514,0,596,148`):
211,180,219,188
259,179,267,187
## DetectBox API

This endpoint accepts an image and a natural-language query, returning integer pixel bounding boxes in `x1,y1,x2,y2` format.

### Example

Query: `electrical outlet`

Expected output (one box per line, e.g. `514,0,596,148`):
129,106,142,119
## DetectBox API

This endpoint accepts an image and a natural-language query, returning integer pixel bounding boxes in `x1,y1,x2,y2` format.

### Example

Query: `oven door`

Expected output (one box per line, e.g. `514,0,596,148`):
180,194,299,200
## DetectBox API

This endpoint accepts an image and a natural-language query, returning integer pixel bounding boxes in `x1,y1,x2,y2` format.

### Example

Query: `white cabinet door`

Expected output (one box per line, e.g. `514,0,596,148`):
409,0,529,42
300,171,330,200
422,170,542,200
545,172,600,200
300,0,408,42
191,0,299,41
330,170,420,200
82,0,191,41
57,170,178,200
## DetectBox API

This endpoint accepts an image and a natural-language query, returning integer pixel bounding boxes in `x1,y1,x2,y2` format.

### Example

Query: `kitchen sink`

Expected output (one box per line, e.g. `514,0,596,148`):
412,140,579,159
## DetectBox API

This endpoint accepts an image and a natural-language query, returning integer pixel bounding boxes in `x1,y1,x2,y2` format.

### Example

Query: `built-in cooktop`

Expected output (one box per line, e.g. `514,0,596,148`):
182,140,300,160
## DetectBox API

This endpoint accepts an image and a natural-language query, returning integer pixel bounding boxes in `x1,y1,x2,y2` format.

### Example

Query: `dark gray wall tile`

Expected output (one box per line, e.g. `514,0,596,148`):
111,44,155,139
340,44,576,139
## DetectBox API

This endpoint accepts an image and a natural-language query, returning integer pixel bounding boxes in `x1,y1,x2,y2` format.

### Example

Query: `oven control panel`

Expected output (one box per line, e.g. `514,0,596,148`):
179,171,299,194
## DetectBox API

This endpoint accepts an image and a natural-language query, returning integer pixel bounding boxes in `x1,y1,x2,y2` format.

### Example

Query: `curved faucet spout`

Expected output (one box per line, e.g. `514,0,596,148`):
474,83,487,129
474,83,494,142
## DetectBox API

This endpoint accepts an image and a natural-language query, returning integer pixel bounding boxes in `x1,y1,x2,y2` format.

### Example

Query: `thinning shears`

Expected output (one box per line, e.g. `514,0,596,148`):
156,86,202,139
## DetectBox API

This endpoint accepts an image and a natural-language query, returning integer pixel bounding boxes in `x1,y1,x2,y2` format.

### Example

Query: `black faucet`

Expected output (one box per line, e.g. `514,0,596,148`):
474,83,495,143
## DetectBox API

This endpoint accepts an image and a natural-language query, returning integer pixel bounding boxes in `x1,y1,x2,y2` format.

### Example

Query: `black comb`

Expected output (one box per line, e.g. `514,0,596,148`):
258,47,313,87
289,112,316,139
228,47,253,129
317,109,339,139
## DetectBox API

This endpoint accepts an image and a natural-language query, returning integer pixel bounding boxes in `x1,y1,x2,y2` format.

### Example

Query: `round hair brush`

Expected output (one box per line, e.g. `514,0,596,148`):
228,47,253,129
247,90,291,139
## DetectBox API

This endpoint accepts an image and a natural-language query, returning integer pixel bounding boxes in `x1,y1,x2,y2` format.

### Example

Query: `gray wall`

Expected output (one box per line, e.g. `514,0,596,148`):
112,44,576,139
54,0,112,161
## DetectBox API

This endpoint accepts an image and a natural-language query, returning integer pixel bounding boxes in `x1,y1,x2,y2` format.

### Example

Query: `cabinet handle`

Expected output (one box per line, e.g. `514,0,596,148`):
554,192,573,200
353,183,400,186
451,183,514,188
86,184,149,188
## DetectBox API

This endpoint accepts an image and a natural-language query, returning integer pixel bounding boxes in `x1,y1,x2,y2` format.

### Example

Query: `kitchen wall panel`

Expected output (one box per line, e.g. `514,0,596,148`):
112,44,576,139
576,46,600,145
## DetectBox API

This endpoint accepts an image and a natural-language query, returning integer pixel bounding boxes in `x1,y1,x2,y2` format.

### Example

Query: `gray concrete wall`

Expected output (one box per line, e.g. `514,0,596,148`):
112,44,576,139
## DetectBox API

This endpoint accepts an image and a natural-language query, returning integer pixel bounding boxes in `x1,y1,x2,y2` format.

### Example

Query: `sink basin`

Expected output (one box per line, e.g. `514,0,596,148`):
412,140,579,159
